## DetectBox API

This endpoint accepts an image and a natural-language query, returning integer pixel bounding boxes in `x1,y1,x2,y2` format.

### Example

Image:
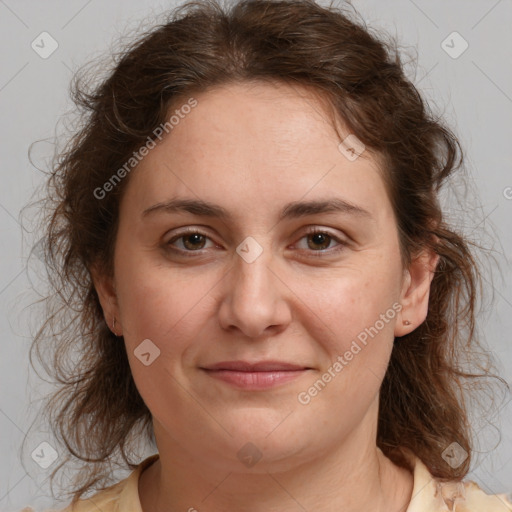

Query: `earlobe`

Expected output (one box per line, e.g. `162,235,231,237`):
394,249,439,337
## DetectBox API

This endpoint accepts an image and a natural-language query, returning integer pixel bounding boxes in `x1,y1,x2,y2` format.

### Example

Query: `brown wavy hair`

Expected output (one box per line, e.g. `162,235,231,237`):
27,0,509,504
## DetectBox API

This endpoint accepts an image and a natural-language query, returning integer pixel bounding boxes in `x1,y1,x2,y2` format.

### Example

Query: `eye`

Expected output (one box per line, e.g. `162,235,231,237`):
165,229,217,254
294,228,347,256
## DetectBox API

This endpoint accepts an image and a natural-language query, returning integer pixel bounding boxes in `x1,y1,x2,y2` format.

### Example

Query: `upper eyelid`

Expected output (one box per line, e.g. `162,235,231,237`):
165,225,217,237
301,225,347,240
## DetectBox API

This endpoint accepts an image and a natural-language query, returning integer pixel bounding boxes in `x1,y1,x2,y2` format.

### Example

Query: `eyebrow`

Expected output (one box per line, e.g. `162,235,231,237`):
142,197,373,221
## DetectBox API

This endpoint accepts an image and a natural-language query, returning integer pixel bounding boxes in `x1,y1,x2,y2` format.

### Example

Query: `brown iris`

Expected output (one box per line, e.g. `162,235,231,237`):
307,233,331,251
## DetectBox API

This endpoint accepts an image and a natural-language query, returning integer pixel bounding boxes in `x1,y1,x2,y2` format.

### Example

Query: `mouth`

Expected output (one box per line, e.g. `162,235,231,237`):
200,360,312,390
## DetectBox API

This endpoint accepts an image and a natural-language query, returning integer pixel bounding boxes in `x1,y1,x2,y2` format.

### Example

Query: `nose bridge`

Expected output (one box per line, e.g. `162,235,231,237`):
232,234,276,304
218,236,289,337
234,239,272,296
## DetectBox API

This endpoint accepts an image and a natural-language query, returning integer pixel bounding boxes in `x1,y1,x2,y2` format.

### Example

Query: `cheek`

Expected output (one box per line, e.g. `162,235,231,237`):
294,275,399,420
114,252,221,357
114,266,212,413
297,268,400,352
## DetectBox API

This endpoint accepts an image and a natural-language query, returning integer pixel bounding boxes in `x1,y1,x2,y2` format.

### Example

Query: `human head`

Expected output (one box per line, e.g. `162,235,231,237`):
33,0,495,500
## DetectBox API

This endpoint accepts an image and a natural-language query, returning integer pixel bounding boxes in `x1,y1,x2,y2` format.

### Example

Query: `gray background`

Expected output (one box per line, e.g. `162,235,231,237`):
1,0,511,510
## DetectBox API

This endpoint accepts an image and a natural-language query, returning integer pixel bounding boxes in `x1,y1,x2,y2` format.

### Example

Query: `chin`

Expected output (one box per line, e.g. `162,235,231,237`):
202,419,316,473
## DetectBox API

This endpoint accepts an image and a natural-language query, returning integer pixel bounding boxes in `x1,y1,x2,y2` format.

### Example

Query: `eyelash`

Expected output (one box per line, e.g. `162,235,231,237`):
164,227,348,258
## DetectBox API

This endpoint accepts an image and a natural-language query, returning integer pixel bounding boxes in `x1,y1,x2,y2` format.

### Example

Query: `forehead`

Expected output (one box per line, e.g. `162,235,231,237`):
169,81,345,155
123,81,391,223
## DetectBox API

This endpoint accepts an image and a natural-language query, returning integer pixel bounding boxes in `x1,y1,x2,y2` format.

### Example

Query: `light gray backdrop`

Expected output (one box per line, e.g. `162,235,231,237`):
1,0,511,511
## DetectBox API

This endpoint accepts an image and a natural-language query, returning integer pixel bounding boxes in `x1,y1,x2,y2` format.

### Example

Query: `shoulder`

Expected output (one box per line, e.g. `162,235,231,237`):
19,455,159,512
58,478,127,512
425,479,512,512
406,451,512,512
63,455,159,512
448,480,512,512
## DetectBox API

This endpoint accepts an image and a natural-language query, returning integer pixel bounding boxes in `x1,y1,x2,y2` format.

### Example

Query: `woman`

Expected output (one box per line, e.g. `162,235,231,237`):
24,0,512,511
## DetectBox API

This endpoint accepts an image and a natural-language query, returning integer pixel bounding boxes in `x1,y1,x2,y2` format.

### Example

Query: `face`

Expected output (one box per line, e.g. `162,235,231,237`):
95,81,434,473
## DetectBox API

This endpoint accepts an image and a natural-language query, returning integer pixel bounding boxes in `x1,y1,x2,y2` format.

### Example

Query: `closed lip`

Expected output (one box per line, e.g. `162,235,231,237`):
201,360,311,371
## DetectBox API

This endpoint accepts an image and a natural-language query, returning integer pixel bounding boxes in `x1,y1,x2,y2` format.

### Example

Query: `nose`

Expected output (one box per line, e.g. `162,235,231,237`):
217,244,292,339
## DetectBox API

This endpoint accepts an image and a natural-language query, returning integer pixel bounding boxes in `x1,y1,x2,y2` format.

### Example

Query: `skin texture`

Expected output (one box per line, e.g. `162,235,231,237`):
93,81,439,512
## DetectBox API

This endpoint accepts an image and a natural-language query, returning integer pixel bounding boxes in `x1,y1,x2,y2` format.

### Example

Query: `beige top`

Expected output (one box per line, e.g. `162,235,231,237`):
21,452,512,512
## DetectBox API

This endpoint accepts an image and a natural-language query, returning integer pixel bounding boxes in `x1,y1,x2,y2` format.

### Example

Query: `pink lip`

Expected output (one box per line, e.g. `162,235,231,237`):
204,360,308,371
201,360,311,390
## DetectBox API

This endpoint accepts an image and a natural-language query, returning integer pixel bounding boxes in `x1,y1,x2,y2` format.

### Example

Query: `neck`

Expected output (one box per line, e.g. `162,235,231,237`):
139,403,413,512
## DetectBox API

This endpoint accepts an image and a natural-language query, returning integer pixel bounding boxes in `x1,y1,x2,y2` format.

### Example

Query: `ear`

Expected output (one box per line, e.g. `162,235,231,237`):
90,263,122,336
394,247,440,337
